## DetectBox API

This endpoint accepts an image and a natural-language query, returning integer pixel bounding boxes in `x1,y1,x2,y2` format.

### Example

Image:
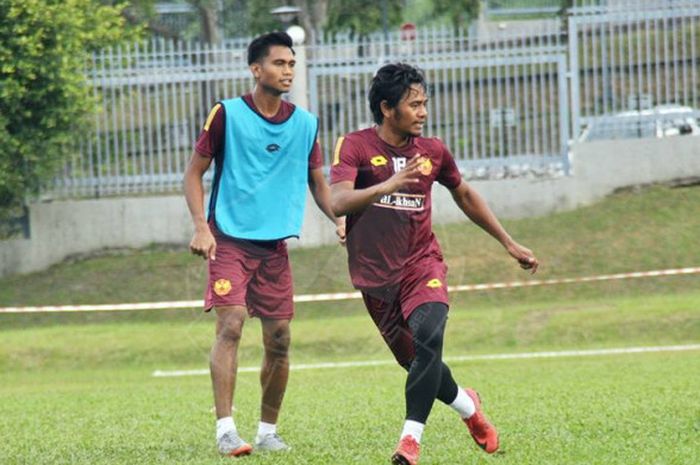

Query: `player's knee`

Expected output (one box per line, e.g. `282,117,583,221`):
413,323,444,353
409,303,448,353
217,318,244,343
264,327,290,357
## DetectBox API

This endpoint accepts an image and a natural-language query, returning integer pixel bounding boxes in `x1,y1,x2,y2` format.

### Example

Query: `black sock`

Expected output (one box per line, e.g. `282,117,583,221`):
404,302,450,424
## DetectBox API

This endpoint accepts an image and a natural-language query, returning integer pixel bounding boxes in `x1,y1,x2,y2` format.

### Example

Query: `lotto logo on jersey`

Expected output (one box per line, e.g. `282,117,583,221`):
374,193,425,211
426,278,443,288
370,155,389,166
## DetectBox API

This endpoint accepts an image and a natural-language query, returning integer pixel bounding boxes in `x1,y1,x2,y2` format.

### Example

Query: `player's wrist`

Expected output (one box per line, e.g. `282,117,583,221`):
375,181,392,197
194,220,210,232
501,236,516,250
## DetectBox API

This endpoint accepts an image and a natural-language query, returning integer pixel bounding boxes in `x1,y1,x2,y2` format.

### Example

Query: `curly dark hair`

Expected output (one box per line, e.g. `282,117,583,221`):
368,63,427,125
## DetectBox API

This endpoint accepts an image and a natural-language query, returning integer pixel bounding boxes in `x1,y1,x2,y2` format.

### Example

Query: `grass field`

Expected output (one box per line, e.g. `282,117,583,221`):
1,185,699,464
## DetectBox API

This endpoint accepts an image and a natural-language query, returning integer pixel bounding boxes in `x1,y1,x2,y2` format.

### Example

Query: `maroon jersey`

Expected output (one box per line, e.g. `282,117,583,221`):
330,127,462,289
194,94,323,169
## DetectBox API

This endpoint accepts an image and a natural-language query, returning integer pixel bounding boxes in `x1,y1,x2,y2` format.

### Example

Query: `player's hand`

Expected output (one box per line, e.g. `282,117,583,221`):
335,216,347,246
190,226,217,261
505,241,538,274
379,155,422,195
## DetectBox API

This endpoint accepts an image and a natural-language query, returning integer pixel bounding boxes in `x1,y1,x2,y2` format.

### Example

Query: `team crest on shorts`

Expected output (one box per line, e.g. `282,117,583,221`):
426,278,443,288
213,279,232,296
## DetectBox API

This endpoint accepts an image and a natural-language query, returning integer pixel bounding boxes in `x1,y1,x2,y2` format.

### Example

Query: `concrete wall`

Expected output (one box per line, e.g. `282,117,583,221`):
433,136,700,223
2,136,699,277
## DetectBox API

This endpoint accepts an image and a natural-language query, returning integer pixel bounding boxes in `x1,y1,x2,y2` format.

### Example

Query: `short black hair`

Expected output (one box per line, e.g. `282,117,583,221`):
247,31,295,65
368,63,427,125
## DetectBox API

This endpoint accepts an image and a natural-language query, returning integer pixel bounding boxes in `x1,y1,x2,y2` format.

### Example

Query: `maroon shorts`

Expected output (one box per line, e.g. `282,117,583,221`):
360,256,449,367
204,233,294,320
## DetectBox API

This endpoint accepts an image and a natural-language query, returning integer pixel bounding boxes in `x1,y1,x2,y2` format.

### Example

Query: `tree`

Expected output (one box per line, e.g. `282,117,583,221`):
247,0,283,35
432,0,480,32
189,0,222,44
0,0,138,212
324,0,403,38
291,0,330,35
247,0,331,36
114,0,331,41
107,0,223,43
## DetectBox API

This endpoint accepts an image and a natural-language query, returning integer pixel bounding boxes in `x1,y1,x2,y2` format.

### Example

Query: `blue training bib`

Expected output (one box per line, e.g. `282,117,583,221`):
208,97,318,240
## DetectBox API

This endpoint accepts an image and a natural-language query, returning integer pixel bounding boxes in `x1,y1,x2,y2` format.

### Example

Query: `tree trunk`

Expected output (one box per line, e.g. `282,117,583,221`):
198,3,221,44
292,0,329,35
188,1,222,130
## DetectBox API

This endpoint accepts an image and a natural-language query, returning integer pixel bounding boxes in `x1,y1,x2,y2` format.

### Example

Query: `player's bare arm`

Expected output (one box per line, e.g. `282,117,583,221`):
331,155,423,216
308,167,347,244
183,151,217,260
450,180,538,273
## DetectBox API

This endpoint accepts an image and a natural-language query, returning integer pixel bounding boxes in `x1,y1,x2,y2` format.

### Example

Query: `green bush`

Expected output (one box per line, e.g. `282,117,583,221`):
0,0,139,212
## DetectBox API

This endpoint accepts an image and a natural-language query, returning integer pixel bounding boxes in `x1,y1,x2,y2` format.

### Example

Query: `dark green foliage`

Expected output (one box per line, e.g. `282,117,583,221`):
0,0,137,213
432,0,480,30
246,0,286,35
324,0,403,37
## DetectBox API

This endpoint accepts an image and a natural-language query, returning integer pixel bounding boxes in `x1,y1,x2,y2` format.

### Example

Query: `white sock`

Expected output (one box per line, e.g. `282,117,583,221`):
216,416,236,441
400,420,425,444
256,421,276,441
449,388,476,419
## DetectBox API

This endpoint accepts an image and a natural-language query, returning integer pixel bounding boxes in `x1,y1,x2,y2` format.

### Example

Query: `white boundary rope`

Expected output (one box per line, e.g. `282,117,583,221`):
1,266,699,314
152,343,700,377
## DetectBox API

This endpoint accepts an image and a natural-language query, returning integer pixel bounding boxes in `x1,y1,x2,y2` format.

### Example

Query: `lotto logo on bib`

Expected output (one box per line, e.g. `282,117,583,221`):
374,193,426,211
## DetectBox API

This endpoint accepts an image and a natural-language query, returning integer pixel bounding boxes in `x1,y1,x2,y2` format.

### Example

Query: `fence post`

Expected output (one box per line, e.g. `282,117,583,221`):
287,25,309,110
568,14,581,140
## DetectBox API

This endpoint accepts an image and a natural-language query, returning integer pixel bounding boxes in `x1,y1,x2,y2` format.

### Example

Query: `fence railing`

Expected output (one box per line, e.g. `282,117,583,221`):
49,0,700,198
568,0,700,139
485,0,563,17
56,40,252,197
569,0,698,15
308,23,570,179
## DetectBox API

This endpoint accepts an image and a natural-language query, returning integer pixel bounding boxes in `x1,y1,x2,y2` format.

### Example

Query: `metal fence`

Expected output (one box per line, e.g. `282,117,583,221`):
569,0,700,141
570,0,695,14
49,0,700,197
308,23,570,179
56,40,253,197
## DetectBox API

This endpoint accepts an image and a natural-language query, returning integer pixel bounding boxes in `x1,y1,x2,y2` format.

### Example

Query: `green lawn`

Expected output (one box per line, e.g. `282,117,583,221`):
1,184,699,309
1,288,699,464
1,185,699,464
1,350,698,464
1,290,699,372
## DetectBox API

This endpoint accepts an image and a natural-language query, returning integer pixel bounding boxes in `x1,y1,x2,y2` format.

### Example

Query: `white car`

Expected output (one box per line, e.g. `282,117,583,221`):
580,105,700,141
